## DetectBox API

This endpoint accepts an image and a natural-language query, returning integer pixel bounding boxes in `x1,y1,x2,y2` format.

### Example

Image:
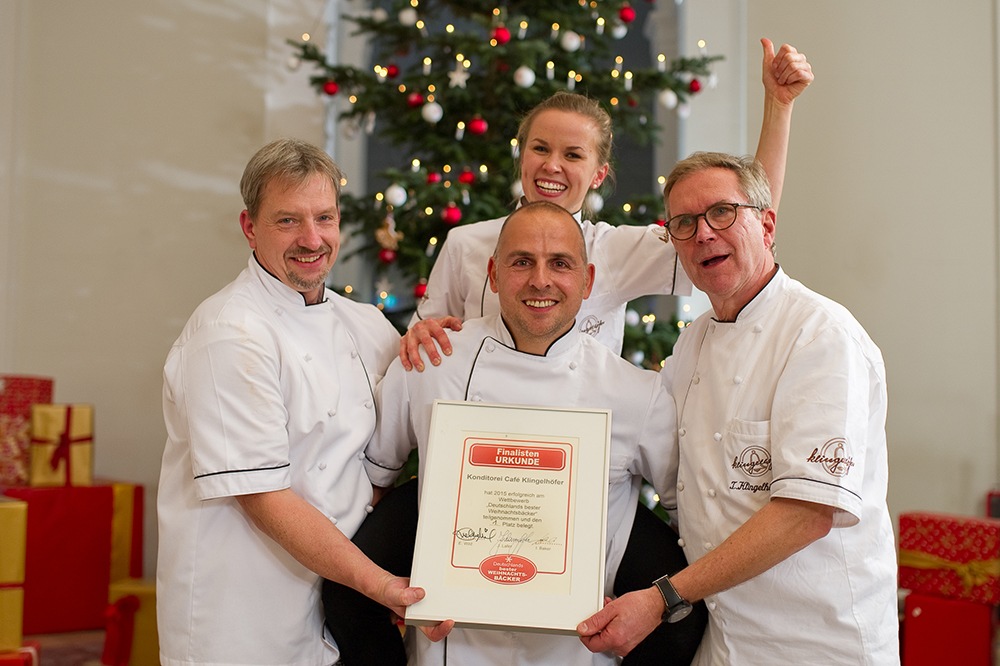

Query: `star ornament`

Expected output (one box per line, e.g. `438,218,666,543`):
448,66,470,88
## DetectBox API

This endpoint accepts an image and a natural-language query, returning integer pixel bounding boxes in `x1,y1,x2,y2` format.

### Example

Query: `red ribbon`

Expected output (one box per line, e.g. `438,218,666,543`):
101,594,140,666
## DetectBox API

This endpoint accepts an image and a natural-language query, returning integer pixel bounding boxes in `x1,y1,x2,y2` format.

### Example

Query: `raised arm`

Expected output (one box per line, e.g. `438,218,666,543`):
754,38,814,211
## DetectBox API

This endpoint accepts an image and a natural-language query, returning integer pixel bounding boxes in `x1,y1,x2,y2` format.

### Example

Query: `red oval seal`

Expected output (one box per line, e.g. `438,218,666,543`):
478,554,537,585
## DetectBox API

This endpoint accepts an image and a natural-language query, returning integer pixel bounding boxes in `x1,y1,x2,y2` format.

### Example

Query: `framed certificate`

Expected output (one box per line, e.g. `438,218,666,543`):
405,400,612,635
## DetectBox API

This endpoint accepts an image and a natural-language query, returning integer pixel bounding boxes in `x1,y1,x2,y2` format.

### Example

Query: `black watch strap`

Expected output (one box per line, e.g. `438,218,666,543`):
653,574,693,623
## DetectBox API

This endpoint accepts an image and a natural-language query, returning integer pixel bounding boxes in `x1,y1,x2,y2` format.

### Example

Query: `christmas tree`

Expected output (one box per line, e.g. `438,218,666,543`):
289,0,717,367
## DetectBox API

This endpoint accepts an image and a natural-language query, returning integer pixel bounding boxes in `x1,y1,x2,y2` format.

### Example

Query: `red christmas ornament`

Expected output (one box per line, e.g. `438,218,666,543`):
458,169,476,185
386,63,400,79
426,172,442,184
322,80,339,96
413,279,428,299
627,95,639,107
468,116,488,135
378,248,397,264
407,91,425,108
492,25,511,45
655,218,666,227
689,78,702,93
619,5,637,23
441,203,462,225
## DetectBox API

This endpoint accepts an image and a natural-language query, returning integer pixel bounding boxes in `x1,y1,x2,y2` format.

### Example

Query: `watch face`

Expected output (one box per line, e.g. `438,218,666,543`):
666,601,693,624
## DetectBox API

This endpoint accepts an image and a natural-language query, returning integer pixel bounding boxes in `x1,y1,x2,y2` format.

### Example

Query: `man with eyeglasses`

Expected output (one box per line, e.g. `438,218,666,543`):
578,152,899,664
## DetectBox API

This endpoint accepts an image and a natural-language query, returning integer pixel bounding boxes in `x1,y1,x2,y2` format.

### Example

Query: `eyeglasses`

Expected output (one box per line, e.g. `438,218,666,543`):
664,202,762,241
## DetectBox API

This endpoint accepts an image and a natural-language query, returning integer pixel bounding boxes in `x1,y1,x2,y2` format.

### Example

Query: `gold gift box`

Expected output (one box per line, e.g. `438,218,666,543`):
28,404,93,487
0,496,27,651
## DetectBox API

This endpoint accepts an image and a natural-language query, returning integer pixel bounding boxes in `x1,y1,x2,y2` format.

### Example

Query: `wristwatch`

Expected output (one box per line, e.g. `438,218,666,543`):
653,574,693,623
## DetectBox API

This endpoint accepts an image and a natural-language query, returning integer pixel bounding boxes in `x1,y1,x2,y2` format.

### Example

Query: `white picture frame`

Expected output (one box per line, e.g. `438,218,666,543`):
405,399,612,635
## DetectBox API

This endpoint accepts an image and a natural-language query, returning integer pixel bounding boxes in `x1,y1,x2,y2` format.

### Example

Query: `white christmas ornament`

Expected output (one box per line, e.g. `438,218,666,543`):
513,65,536,88
585,191,604,213
629,350,645,366
510,180,524,199
658,88,678,110
371,7,388,22
560,30,582,52
421,101,444,124
677,102,692,119
625,309,641,327
610,22,628,39
398,7,418,26
384,183,407,207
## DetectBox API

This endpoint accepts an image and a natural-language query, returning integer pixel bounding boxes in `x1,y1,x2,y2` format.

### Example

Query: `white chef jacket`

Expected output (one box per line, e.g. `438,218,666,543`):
365,315,678,666
412,210,692,354
158,255,399,666
662,268,899,665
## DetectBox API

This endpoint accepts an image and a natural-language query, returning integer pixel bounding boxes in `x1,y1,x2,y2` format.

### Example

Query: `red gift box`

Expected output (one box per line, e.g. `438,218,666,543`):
0,640,39,666
2,485,113,633
901,592,993,665
898,511,1000,605
0,376,54,486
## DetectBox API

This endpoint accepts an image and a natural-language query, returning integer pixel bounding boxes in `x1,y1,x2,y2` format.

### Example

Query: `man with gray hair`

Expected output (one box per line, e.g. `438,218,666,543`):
157,138,447,666
578,152,899,664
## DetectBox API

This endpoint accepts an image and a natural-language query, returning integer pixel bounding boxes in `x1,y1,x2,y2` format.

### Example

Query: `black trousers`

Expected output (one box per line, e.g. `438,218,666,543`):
322,478,706,665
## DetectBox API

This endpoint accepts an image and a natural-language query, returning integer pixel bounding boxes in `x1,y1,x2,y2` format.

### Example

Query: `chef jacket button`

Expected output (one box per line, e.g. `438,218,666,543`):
708,600,717,611
357,452,365,461
707,488,716,498
365,505,374,514
733,376,744,385
678,428,687,437
304,353,313,362
364,400,373,409
569,361,578,370
472,394,482,402
351,350,358,359
753,324,764,333
318,462,327,471
677,481,685,492
713,432,722,442
328,409,336,417
485,342,496,353
330,517,338,525
677,538,686,548
703,542,713,550
692,375,700,384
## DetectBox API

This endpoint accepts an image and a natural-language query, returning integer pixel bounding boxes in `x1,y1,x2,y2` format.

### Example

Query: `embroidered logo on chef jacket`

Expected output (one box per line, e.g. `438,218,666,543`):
731,446,771,477
806,438,855,477
579,315,604,337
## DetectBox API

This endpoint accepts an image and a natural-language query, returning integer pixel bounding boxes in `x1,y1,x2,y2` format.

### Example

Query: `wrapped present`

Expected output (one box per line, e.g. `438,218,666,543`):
901,592,993,665
110,482,144,582
28,404,93,487
898,511,1000,605
0,497,27,651
0,376,54,486
102,578,158,666
1,485,113,633
0,641,39,666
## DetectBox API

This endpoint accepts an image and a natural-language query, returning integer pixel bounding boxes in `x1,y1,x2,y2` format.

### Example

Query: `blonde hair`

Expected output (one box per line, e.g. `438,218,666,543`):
240,138,344,219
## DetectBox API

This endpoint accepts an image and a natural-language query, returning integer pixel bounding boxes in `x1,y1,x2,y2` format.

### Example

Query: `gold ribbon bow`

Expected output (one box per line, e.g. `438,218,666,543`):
899,548,1000,591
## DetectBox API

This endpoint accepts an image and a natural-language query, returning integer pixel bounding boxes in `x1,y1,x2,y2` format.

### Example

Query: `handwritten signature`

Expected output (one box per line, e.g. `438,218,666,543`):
454,527,497,542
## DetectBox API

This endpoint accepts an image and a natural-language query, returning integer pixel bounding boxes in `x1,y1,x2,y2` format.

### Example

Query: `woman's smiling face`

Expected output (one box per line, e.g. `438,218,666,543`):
519,109,608,214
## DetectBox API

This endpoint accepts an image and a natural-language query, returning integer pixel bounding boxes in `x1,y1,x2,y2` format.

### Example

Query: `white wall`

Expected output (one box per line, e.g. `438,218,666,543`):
0,0,331,576
687,0,1000,519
